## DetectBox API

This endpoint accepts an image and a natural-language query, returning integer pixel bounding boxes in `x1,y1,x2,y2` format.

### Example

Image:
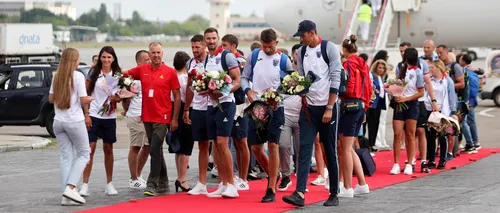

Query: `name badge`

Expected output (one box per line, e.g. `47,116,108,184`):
148,89,154,97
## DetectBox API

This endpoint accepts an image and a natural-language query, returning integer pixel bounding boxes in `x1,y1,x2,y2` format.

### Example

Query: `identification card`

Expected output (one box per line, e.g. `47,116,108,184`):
148,89,154,97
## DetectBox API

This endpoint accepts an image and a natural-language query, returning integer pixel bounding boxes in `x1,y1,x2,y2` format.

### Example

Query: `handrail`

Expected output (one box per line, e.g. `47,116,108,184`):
370,0,390,50
343,0,360,39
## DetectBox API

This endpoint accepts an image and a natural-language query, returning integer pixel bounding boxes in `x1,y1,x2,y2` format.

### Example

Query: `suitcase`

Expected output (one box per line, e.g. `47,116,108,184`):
354,148,376,176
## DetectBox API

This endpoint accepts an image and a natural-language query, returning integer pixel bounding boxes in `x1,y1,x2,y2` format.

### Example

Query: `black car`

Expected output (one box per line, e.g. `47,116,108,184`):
0,62,90,137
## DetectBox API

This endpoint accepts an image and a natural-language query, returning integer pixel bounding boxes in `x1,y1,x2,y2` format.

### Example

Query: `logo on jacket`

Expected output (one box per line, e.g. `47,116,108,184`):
409,74,414,80
273,59,279,67
216,58,221,64
159,75,164,79
316,51,321,58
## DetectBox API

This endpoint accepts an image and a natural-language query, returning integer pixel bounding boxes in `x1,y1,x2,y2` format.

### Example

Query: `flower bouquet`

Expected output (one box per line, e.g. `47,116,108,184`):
279,71,320,122
385,78,408,113
189,68,233,111
444,116,461,136
96,72,121,116
244,87,283,131
117,76,139,99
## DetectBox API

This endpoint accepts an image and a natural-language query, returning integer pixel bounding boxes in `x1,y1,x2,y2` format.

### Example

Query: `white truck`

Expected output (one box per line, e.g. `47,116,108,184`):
0,23,61,64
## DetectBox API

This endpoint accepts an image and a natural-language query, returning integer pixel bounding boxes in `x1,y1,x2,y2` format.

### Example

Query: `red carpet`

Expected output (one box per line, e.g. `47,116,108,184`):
79,148,498,213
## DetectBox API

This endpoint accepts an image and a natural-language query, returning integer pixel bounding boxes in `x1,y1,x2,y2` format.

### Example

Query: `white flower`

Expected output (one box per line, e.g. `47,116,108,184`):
271,93,276,98
123,77,132,86
195,86,200,91
276,97,281,102
207,71,220,78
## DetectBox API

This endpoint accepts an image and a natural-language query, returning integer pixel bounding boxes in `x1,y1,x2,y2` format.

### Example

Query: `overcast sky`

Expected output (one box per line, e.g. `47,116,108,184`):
67,0,271,21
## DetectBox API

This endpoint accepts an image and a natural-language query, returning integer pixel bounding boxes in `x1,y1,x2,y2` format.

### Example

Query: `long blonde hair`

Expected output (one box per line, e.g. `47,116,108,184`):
370,59,388,77
431,59,446,74
53,48,79,109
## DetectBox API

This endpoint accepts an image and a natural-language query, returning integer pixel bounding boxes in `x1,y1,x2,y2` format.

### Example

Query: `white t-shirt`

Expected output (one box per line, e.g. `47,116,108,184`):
87,70,120,119
284,95,302,117
126,80,142,117
49,71,87,123
171,73,188,104
302,44,330,105
402,67,424,98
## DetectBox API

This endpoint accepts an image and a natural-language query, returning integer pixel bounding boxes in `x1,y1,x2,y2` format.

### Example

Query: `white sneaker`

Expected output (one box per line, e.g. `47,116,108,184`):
324,168,329,178
130,179,146,189
338,187,354,198
211,167,219,178
79,183,89,197
353,184,370,195
105,182,118,195
188,182,208,195
63,186,85,204
61,197,83,206
403,164,413,175
207,183,226,198
235,179,250,191
138,176,147,185
222,184,239,198
390,164,400,175
325,177,330,190
310,176,326,186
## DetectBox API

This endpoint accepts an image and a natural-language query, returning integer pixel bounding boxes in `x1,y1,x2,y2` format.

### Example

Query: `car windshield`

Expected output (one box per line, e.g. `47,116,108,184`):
0,72,8,82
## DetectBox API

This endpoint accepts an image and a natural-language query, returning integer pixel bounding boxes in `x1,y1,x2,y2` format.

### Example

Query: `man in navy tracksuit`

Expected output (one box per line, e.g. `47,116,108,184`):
282,20,342,207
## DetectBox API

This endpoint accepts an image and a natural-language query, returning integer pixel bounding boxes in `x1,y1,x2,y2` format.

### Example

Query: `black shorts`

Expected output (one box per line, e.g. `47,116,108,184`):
191,109,209,141
206,102,236,139
417,101,428,128
393,100,419,121
231,115,249,139
88,117,117,143
339,110,365,137
248,107,285,145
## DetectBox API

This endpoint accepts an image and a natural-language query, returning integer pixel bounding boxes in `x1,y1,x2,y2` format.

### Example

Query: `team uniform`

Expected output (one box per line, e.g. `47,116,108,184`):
186,58,210,142
204,47,239,139
242,49,292,146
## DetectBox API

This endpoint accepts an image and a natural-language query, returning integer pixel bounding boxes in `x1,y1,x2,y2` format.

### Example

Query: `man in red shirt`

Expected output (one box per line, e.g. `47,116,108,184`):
126,42,181,196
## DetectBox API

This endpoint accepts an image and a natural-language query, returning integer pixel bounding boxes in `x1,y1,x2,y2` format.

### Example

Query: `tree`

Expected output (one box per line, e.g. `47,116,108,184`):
182,21,202,36
161,21,182,35
185,14,209,29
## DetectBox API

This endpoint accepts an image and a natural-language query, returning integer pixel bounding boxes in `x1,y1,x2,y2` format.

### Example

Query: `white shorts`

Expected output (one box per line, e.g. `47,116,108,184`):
358,21,370,41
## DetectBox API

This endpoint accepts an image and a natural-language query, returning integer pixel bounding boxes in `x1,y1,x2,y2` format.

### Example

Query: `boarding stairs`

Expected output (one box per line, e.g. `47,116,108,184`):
343,0,422,61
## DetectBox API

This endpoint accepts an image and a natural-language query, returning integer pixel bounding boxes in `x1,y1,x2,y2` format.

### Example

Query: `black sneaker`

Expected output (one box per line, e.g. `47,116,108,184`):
282,191,305,207
428,161,436,168
475,144,481,150
462,145,477,154
437,161,446,170
261,188,276,203
278,176,292,191
421,161,430,173
207,162,214,171
323,194,339,206
144,187,157,196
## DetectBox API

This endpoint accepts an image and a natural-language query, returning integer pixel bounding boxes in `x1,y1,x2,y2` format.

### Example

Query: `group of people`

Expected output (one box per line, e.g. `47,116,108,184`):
49,18,481,208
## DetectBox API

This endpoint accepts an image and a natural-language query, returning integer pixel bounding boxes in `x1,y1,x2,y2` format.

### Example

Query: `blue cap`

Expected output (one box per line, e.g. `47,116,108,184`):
293,20,316,37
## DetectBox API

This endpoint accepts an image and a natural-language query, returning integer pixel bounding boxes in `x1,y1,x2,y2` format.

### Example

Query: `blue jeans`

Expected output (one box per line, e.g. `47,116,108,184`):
54,120,90,192
462,107,478,146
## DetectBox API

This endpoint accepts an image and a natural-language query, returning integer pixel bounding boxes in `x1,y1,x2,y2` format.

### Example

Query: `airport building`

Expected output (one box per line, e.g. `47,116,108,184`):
0,1,76,20
209,0,284,41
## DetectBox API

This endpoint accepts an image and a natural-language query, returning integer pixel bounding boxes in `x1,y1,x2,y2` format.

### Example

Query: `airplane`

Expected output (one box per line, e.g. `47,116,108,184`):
264,0,500,49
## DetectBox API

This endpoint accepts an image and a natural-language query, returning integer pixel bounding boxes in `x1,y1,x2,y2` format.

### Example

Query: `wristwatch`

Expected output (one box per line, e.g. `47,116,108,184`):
431,99,437,103
326,105,333,110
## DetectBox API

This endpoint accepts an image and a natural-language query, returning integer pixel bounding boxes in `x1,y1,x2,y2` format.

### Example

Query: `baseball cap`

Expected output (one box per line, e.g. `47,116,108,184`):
293,20,316,37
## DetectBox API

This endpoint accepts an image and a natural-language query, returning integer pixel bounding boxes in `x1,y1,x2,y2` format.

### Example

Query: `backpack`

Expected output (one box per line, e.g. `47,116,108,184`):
448,62,470,102
204,50,246,105
249,48,290,82
300,40,348,96
342,58,372,111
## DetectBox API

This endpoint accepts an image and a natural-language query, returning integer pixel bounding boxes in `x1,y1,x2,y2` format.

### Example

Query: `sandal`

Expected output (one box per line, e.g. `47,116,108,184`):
421,161,430,173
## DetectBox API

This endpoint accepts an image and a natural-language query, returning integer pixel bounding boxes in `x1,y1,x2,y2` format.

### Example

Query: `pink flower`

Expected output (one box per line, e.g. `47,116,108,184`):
224,74,232,84
208,80,217,90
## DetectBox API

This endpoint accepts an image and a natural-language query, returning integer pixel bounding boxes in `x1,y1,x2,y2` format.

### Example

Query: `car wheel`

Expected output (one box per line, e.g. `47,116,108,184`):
494,89,500,107
45,110,55,137
467,51,477,61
